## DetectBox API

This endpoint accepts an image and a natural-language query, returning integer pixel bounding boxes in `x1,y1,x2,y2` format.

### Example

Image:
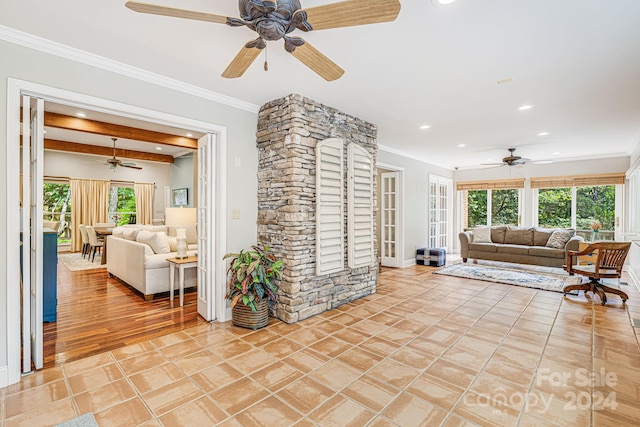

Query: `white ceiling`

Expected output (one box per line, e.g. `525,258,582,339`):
3,0,640,169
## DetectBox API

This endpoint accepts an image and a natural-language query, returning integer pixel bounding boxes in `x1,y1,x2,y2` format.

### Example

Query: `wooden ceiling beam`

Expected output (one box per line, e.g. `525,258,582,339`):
44,139,175,163
43,111,198,149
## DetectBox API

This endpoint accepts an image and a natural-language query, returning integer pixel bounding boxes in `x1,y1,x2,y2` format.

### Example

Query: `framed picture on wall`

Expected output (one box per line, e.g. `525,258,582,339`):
172,188,188,206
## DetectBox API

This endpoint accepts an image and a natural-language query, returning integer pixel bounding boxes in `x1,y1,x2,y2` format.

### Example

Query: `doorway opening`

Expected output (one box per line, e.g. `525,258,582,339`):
7,79,227,383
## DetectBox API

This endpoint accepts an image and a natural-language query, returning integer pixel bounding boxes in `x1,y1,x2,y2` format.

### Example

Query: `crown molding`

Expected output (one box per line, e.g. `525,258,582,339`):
0,25,260,114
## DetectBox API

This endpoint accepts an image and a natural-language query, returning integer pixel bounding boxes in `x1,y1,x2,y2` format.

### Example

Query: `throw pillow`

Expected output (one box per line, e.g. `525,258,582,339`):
136,231,171,254
472,227,492,243
546,229,575,249
167,236,178,252
123,228,140,241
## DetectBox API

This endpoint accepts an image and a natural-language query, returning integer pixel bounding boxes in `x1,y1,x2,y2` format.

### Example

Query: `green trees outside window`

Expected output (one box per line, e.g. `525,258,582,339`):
465,189,519,228
538,188,572,228
576,186,615,230
108,186,136,225
491,189,519,226
43,183,71,243
466,190,487,227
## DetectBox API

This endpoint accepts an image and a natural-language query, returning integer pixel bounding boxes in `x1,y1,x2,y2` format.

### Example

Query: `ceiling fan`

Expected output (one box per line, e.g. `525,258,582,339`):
106,138,142,170
124,0,401,81
482,148,530,167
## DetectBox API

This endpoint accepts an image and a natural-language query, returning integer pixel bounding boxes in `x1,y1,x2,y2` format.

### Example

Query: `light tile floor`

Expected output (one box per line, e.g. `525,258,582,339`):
2,261,640,426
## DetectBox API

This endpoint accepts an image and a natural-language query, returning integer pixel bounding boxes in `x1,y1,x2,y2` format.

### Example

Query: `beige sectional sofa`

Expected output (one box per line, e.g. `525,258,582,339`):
107,225,198,300
459,226,583,268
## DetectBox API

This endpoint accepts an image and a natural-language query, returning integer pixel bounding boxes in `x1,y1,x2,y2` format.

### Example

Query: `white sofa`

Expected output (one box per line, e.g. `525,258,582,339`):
107,225,198,300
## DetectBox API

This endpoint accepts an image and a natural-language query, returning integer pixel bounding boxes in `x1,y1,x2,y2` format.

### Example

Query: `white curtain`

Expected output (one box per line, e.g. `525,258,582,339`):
70,178,111,252
134,182,155,225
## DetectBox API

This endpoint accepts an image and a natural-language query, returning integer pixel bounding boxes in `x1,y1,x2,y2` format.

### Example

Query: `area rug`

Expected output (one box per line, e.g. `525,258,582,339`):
54,413,98,427
434,263,582,293
59,253,105,271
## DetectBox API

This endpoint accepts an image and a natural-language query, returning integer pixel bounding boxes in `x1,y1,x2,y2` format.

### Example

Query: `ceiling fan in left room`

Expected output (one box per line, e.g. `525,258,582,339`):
124,0,401,81
106,138,142,170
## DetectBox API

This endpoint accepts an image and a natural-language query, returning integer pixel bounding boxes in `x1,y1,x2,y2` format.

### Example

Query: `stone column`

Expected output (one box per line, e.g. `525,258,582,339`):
257,94,378,323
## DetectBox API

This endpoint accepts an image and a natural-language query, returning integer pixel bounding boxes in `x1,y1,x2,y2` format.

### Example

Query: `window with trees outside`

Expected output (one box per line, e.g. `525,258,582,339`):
43,182,72,245
464,189,520,228
109,185,137,225
537,185,615,240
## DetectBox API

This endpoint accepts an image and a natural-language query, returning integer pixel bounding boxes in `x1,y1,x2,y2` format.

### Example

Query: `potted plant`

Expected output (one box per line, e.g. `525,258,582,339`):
223,245,283,330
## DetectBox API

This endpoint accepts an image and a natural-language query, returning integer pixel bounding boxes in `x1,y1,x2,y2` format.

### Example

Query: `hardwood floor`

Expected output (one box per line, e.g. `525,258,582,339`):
43,256,207,368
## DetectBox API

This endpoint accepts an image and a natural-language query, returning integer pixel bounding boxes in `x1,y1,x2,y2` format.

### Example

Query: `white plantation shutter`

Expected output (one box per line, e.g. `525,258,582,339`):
348,143,374,268
316,138,344,275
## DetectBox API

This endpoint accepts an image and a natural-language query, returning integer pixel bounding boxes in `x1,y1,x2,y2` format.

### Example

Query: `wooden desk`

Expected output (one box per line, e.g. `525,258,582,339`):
167,256,198,307
94,227,113,265
577,241,598,265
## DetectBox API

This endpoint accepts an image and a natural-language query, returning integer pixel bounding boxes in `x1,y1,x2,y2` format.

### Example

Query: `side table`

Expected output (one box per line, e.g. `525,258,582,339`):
167,255,198,307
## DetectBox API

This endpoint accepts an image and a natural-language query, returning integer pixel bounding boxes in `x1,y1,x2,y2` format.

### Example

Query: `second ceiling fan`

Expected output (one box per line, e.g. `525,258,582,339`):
106,138,142,170
125,0,401,81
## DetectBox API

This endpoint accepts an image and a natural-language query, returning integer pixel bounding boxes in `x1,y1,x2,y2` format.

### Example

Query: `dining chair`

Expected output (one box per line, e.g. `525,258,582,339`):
564,241,631,305
85,225,104,263
78,224,90,258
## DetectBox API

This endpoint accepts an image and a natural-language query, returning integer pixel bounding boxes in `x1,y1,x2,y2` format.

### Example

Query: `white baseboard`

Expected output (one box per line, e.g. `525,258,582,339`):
627,267,640,294
403,258,416,268
0,365,8,388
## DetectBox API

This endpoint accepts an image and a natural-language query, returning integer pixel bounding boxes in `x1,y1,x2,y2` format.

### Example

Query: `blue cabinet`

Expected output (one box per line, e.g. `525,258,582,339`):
21,229,58,322
43,230,58,322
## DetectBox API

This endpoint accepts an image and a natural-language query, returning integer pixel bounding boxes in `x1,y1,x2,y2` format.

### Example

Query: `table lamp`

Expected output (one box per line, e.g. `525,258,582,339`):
176,228,188,259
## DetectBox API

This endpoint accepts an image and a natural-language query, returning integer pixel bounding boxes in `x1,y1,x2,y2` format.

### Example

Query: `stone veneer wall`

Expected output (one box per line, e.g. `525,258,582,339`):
257,93,378,323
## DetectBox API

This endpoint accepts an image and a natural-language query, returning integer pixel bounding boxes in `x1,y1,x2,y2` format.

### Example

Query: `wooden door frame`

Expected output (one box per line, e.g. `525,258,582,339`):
4,78,228,386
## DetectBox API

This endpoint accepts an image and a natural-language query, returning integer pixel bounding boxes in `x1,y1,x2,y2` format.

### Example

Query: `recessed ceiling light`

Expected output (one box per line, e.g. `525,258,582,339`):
419,125,431,130
552,152,560,155
517,105,534,111
156,147,163,151
537,132,550,136
486,158,493,162
457,144,466,147
76,112,86,117
432,0,457,5
497,77,513,85
186,133,193,137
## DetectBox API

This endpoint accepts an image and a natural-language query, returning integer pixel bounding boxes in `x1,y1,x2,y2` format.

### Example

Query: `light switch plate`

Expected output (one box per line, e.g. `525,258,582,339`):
231,208,241,219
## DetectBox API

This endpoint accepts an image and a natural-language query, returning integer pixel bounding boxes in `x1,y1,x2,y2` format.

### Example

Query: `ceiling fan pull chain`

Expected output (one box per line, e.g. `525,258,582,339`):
264,43,269,71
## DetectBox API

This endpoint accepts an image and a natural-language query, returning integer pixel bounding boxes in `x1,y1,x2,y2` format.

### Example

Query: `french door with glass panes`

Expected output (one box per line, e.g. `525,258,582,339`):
428,175,452,251
381,172,400,267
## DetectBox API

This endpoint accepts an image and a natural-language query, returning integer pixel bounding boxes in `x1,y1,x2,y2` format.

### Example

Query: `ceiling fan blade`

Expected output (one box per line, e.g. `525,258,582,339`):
120,164,143,170
221,44,262,78
294,0,401,31
125,1,229,24
290,42,344,81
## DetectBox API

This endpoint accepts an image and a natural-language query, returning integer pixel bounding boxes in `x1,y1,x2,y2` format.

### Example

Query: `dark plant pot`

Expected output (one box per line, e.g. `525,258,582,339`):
232,298,268,330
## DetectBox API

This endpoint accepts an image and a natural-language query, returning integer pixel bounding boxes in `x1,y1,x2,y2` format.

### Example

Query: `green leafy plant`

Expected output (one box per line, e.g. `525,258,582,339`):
223,245,283,312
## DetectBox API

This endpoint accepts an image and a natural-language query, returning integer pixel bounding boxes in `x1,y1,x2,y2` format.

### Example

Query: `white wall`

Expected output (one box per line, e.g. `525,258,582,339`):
44,150,170,216
0,38,259,374
170,155,195,208
377,149,453,266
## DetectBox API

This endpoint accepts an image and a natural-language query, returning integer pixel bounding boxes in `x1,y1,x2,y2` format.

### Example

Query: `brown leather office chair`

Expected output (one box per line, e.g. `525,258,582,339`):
564,241,631,305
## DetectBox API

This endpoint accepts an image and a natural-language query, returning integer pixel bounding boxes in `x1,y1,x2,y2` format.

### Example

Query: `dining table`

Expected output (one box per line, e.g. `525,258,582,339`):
94,226,114,265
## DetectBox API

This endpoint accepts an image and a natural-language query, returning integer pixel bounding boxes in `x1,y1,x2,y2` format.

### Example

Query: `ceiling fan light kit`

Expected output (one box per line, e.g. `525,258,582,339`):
125,0,401,81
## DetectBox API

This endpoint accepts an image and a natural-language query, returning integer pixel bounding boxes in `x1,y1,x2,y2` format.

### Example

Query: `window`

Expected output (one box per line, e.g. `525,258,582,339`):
465,190,488,227
109,185,136,225
491,189,519,226
576,186,615,239
43,182,71,244
537,187,572,228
